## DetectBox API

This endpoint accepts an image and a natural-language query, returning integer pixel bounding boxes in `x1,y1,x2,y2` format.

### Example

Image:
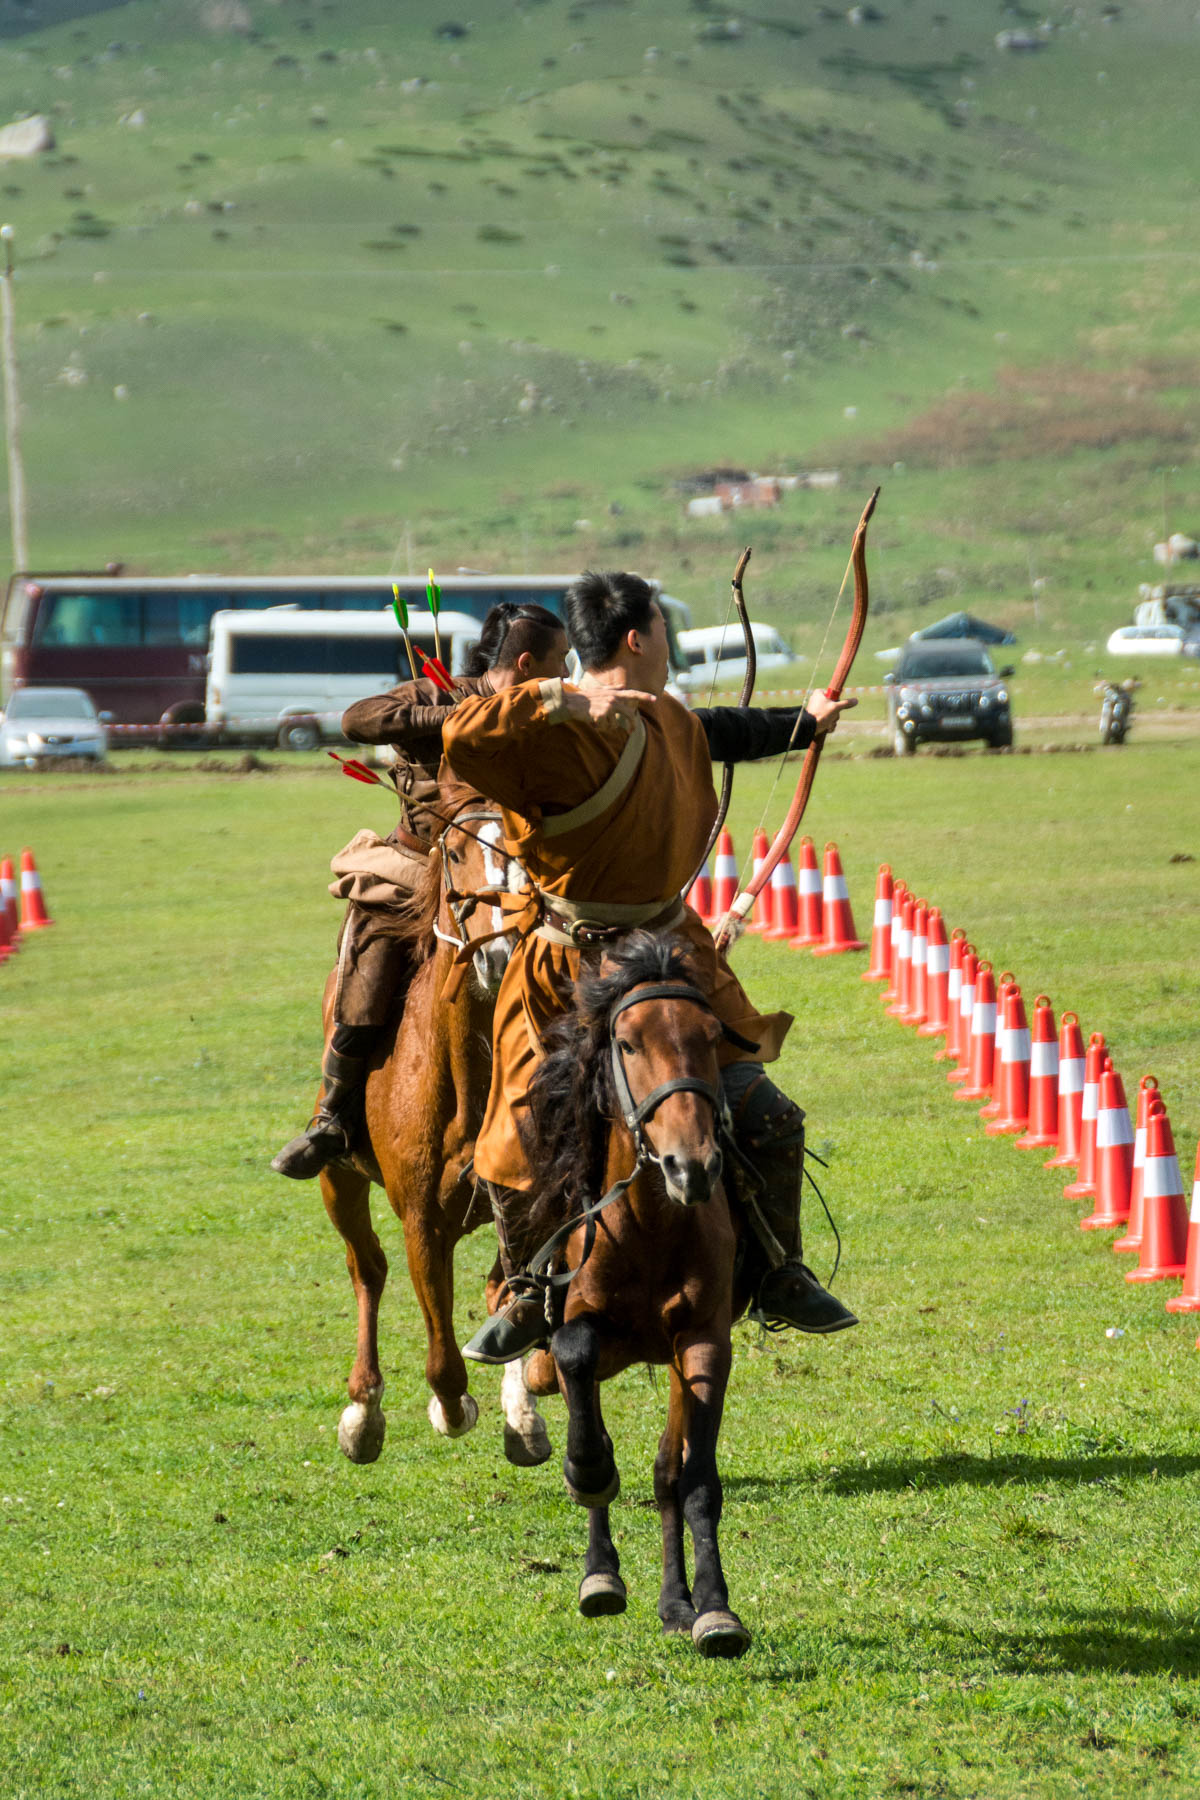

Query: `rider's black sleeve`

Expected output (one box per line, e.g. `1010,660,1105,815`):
694,706,816,763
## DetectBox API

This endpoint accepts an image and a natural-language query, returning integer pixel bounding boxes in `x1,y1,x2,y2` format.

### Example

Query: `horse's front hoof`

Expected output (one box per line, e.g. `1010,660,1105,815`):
427,1391,479,1439
578,1571,627,1617
504,1419,553,1468
564,1463,620,1508
338,1398,386,1464
659,1603,698,1637
692,1610,752,1658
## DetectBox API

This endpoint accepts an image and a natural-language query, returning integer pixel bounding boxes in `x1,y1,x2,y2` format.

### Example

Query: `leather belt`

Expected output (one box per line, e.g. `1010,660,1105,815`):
537,896,686,949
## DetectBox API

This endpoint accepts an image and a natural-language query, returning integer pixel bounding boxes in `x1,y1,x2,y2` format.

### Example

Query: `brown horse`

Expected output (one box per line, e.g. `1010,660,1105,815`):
319,800,551,1470
523,932,756,1657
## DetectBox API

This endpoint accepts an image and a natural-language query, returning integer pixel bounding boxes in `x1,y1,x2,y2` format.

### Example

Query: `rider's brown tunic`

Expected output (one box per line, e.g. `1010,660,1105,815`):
332,673,494,1026
442,680,793,1191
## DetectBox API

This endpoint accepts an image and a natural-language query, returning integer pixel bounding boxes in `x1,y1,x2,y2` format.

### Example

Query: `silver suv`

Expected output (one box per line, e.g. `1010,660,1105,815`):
885,639,1013,756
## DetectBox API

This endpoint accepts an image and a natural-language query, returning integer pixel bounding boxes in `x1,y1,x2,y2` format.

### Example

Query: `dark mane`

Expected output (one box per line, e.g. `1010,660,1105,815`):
524,931,697,1215
387,844,442,966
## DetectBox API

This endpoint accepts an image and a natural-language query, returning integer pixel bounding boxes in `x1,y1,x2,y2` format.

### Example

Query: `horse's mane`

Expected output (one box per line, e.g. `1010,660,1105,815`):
524,931,696,1214
386,843,443,968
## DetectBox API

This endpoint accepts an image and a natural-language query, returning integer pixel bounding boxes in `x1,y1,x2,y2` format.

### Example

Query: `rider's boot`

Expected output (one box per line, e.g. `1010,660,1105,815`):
726,1066,858,1335
462,1183,552,1364
271,1028,376,1180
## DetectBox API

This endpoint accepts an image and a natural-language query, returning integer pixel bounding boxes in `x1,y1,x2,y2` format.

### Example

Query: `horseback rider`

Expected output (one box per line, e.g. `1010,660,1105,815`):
271,602,568,1180
440,570,860,1362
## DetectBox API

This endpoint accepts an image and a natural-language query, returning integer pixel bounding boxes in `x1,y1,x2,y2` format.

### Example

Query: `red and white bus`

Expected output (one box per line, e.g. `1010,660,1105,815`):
0,570,691,735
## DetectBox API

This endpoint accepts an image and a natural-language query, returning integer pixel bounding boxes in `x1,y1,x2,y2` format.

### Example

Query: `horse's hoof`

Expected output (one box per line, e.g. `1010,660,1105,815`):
337,1399,386,1464
660,1604,698,1637
579,1571,627,1618
504,1420,553,1468
692,1609,752,1658
564,1465,620,1509
428,1391,479,1439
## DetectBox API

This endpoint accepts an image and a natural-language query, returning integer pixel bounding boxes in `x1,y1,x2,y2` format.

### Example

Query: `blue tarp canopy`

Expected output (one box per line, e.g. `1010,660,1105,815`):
912,612,1016,645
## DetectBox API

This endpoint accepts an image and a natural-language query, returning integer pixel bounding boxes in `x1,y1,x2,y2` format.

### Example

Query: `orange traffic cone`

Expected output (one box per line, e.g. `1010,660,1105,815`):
862,864,894,983
760,852,795,942
902,900,928,1027
979,973,1018,1121
712,829,738,926
887,892,914,1018
984,985,1032,1135
936,930,969,1062
1045,1011,1086,1170
0,880,12,964
0,855,17,950
1114,1075,1160,1258
1080,1067,1134,1229
954,961,997,1102
1165,1138,1200,1314
918,908,951,1038
749,828,772,935
881,879,908,1003
947,949,979,1084
18,847,53,930
1016,996,1059,1150
685,856,714,925
1063,1035,1106,1200
1127,1100,1188,1282
812,842,865,956
794,837,823,947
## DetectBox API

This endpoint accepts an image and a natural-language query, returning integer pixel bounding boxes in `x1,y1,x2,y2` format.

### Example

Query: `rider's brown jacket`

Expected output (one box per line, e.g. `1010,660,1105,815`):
442,680,792,1192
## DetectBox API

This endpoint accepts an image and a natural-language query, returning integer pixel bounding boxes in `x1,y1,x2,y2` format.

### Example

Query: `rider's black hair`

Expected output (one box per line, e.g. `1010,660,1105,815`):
462,602,565,678
564,570,657,671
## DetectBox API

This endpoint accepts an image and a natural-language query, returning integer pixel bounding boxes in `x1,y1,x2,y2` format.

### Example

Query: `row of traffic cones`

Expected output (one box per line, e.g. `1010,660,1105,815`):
687,831,865,956
0,848,53,963
864,862,1200,1318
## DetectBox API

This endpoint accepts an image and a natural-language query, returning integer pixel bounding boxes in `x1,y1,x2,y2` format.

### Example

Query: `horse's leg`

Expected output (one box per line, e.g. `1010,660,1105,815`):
655,1363,696,1637
320,1163,388,1464
677,1334,751,1659
551,1316,626,1616
401,1207,478,1440
500,1358,553,1468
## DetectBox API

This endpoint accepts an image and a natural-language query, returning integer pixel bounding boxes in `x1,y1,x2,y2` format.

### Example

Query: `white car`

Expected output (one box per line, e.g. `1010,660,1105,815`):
677,621,802,690
1106,623,1199,659
0,685,108,767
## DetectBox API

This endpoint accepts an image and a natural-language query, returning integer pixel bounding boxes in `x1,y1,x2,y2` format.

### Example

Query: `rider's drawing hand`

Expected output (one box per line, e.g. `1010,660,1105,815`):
566,687,656,735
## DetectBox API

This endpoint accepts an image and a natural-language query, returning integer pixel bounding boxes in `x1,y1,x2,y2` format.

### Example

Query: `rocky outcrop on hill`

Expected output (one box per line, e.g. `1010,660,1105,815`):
0,115,54,161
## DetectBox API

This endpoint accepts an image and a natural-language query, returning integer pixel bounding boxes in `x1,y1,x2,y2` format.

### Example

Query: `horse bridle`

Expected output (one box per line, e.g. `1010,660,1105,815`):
431,804,510,956
516,977,759,1316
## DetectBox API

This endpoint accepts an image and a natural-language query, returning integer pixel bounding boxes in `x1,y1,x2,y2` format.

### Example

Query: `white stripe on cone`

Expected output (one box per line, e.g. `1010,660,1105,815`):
1031,1042,1059,1079
1191,1179,1200,1226
1059,1057,1084,1095
1144,1154,1184,1199
823,874,849,902
926,943,949,976
1097,1108,1135,1149
874,898,892,926
799,867,822,896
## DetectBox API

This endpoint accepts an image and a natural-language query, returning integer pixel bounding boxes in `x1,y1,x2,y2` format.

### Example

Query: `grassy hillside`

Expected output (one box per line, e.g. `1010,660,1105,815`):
0,0,1197,653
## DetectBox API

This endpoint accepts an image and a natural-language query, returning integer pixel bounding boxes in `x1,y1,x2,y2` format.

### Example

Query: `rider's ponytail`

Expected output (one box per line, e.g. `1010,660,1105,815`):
462,602,564,677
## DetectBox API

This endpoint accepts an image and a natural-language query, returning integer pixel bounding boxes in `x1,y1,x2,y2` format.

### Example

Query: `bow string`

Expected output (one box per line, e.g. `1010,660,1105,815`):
713,487,880,953
690,545,754,887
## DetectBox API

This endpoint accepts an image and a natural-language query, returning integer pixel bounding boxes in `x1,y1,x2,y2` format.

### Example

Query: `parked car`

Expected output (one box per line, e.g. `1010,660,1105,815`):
677,621,800,690
884,639,1014,756
1106,623,1200,658
0,684,108,767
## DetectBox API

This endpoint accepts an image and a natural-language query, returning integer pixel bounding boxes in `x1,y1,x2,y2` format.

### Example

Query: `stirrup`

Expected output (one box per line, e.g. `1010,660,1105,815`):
462,1274,550,1365
270,1112,351,1180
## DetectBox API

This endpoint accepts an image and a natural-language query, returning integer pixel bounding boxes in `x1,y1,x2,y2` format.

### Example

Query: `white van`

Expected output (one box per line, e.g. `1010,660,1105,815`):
206,608,481,749
676,621,801,691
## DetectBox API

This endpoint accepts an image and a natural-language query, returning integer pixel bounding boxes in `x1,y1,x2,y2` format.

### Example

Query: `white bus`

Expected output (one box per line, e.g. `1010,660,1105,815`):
206,608,482,750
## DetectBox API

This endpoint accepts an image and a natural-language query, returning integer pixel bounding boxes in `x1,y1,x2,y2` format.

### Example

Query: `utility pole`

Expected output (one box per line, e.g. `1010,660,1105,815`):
0,224,29,573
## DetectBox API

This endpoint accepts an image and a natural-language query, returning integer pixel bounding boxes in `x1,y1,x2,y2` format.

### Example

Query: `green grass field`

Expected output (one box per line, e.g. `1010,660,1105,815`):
3,744,1199,1798
0,0,1197,653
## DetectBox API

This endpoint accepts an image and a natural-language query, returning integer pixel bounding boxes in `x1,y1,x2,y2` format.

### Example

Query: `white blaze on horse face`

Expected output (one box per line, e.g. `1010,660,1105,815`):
474,821,528,989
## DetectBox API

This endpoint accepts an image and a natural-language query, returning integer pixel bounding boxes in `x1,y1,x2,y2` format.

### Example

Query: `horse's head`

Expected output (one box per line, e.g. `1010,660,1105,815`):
436,805,528,997
603,940,725,1209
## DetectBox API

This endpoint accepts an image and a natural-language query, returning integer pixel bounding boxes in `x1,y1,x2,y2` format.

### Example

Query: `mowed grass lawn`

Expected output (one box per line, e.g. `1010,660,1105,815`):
2,742,1199,1800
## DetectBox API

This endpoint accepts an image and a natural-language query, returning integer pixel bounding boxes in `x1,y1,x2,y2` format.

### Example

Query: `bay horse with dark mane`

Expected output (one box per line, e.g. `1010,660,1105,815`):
319,798,551,1471
522,931,757,1657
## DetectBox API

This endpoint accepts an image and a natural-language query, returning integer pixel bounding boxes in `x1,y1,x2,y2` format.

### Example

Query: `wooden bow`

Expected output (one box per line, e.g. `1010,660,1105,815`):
713,488,880,952
689,546,754,889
